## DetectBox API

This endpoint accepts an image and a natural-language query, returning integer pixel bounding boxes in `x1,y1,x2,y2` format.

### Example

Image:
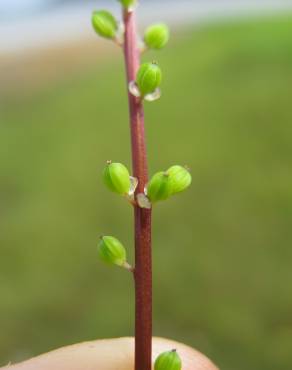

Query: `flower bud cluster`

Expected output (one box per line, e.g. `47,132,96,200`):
98,162,191,264
92,4,169,102
102,161,191,207
146,165,192,204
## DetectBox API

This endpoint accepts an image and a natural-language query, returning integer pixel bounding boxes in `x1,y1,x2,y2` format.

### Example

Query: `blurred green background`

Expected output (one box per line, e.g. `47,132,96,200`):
1,9,292,370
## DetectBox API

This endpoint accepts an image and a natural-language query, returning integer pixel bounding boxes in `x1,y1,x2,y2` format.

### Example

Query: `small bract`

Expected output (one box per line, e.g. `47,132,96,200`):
144,23,169,50
136,62,162,97
154,349,182,370
103,161,131,195
167,165,192,195
92,10,118,39
98,236,127,266
146,171,172,203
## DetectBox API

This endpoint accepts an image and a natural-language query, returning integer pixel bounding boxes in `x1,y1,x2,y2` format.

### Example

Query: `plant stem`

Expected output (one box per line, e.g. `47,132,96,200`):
123,8,152,370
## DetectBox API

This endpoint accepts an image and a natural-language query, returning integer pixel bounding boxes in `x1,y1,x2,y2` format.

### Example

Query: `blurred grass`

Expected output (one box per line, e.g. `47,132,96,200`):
1,15,292,370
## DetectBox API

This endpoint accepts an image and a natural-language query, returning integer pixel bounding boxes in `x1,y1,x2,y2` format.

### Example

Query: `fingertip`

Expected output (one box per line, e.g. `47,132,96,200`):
4,338,133,370
5,337,218,370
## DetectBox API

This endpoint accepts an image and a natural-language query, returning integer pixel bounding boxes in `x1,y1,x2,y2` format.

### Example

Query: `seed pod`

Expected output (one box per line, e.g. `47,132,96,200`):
119,0,136,8
92,10,118,39
136,62,162,97
154,349,182,370
146,171,172,203
144,23,169,50
167,165,192,195
103,162,131,195
98,236,127,266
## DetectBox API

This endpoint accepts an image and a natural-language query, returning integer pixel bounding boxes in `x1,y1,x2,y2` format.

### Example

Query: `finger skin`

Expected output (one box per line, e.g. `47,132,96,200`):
2,337,219,370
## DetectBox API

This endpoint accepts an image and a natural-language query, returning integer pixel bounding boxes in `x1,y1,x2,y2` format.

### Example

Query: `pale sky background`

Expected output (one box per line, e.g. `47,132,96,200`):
1,0,292,53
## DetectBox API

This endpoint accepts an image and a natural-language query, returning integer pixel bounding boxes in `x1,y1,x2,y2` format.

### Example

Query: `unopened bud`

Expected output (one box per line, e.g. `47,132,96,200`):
98,236,127,267
144,23,169,50
118,0,136,9
92,10,118,39
136,62,162,97
146,172,171,203
154,349,182,370
103,161,131,195
167,165,192,195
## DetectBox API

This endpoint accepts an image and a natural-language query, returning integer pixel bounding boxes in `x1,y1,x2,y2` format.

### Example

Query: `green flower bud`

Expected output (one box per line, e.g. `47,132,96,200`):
118,0,136,8
154,349,182,370
92,10,118,39
136,62,162,97
167,165,192,195
103,161,131,195
144,23,170,50
98,236,127,267
146,171,172,203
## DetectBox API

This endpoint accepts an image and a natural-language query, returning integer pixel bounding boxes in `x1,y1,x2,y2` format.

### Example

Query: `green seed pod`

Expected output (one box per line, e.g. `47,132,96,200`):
92,10,118,39
154,349,182,370
146,172,172,203
118,0,136,8
144,23,170,50
136,62,162,97
167,165,192,195
103,162,131,195
98,236,127,266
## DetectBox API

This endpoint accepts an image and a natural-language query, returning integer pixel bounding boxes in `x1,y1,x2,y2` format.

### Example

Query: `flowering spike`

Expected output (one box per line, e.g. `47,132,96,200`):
144,23,170,50
92,10,118,39
136,62,162,97
98,236,127,267
154,349,182,370
103,161,131,195
167,165,192,195
146,171,172,203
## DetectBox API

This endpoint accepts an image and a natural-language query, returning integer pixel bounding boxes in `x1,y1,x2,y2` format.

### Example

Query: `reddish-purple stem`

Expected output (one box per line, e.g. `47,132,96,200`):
123,8,152,370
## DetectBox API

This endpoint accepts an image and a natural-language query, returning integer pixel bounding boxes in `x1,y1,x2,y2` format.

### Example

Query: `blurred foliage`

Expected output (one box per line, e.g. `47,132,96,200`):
1,16,292,370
